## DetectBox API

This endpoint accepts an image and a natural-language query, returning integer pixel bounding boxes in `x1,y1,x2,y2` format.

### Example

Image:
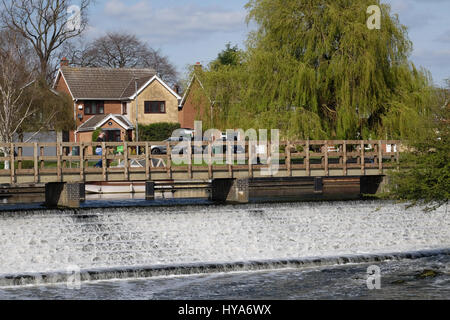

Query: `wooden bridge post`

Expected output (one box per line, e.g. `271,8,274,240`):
378,140,383,174
40,146,45,169
57,142,62,182
10,143,15,184
18,146,22,170
248,140,253,178
188,139,192,179
102,141,106,181
124,142,129,180
324,140,329,176
343,141,348,176
167,141,172,179
34,143,38,183
145,142,150,181
286,141,292,177
207,141,212,179
361,141,365,175
396,145,400,171
79,142,84,181
227,139,233,178
306,140,310,176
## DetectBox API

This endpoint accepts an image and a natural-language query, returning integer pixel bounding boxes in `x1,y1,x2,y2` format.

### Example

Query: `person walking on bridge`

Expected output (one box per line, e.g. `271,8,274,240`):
94,132,106,168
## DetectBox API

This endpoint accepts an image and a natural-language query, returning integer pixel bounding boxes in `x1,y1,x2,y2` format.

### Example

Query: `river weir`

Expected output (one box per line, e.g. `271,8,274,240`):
0,200,449,298
0,201,450,286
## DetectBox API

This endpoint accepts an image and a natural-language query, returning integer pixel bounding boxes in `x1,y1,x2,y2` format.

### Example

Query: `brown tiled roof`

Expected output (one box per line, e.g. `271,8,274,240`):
78,115,108,132
60,66,156,100
78,114,134,132
120,75,154,98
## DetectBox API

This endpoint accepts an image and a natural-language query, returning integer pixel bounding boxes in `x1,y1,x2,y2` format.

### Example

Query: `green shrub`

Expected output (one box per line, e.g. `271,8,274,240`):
138,122,181,141
92,128,102,142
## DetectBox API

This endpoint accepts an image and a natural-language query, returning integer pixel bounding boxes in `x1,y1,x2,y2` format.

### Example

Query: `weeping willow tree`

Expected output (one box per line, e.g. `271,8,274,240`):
196,0,434,139
387,80,449,210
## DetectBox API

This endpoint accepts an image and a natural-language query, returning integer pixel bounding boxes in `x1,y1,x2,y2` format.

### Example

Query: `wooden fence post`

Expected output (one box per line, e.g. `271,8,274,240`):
102,142,106,181
343,141,347,176
324,140,329,176
378,140,383,174
145,142,150,181
10,143,15,184
248,140,253,178
57,142,62,182
80,142,84,181
34,143,38,183
361,141,365,175
124,142,129,180
40,146,45,169
306,140,310,176
167,141,172,179
287,141,291,177
188,140,192,179
227,139,233,178
207,141,212,179
396,143,400,171
18,146,22,170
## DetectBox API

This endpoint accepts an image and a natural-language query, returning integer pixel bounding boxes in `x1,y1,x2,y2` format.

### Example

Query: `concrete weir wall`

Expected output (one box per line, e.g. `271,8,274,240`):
211,178,250,203
45,183,85,208
211,176,387,204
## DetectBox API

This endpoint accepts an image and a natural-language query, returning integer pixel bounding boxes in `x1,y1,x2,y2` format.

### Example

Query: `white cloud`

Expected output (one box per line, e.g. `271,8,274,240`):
102,0,247,45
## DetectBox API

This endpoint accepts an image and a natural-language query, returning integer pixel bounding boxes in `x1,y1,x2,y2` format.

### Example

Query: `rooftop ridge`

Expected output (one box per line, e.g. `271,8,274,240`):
61,66,156,73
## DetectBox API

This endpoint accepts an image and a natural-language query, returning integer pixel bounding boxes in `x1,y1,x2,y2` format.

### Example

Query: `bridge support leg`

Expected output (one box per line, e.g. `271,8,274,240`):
145,181,155,200
79,183,85,203
360,175,390,195
45,182,82,208
211,178,249,204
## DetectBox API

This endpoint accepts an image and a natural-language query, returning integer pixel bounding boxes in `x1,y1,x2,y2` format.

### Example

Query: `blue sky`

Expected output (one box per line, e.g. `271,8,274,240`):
82,0,450,86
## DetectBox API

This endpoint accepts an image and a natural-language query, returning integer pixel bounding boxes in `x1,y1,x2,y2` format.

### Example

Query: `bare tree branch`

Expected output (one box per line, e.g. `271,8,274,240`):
61,31,179,86
1,0,92,81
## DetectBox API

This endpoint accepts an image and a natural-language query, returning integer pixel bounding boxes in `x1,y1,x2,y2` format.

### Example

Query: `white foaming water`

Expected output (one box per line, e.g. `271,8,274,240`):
0,201,449,277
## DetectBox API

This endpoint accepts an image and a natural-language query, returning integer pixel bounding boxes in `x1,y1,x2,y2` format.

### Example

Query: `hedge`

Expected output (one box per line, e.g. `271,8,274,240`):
138,122,181,141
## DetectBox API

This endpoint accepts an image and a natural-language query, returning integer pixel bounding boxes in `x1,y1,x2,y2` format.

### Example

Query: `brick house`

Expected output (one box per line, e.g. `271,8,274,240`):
53,60,182,142
178,63,212,129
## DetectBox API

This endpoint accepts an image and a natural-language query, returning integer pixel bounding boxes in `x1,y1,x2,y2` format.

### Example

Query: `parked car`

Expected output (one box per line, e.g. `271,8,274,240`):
151,137,184,155
151,137,204,155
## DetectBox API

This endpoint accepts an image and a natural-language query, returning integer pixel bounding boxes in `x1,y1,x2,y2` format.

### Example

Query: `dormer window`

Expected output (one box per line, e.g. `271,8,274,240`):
85,101,104,115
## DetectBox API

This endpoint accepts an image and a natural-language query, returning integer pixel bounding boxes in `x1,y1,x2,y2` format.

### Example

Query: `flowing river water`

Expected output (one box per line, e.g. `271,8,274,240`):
0,199,449,299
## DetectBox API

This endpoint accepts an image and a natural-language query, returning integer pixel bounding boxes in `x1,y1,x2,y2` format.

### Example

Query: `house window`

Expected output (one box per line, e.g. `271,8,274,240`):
144,101,166,114
84,101,104,115
122,102,127,115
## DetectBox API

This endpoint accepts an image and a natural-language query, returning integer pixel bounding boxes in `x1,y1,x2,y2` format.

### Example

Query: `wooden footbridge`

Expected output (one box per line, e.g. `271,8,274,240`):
0,140,400,207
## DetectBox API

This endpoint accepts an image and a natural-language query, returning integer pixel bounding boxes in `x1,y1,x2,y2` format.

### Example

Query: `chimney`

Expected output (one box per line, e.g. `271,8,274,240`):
60,57,69,67
173,84,180,95
194,62,202,73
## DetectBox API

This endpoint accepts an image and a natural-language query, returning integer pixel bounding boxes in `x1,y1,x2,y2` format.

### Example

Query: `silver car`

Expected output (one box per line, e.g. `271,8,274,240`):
151,137,204,155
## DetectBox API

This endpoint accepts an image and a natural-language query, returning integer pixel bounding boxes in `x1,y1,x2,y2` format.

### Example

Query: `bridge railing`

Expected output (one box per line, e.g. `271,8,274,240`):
0,140,401,183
